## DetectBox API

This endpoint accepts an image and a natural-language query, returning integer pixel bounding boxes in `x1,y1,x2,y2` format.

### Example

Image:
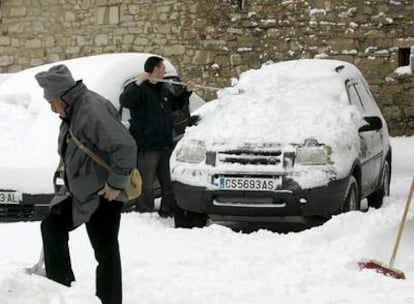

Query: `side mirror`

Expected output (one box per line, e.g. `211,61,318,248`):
359,116,383,132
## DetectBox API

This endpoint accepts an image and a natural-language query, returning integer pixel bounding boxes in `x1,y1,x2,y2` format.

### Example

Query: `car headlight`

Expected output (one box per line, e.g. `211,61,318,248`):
296,139,332,165
175,140,206,164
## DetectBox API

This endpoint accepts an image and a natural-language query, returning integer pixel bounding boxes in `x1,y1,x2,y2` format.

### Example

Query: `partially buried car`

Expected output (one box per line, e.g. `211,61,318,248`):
0,53,204,221
171,59,391,228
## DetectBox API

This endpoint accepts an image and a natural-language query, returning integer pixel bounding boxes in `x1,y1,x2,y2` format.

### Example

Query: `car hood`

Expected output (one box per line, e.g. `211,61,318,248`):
180,60,363,178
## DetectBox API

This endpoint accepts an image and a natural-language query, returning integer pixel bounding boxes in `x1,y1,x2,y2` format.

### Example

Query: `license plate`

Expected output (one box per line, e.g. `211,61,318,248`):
217,176,280,191
0,191,22,204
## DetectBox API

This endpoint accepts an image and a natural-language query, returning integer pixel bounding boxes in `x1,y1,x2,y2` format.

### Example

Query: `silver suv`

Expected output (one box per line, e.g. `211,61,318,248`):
171,59,391,228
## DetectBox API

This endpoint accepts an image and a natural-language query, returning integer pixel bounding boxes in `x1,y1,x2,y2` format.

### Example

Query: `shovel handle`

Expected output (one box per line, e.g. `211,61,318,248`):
148,77,223,91
389,177,414,267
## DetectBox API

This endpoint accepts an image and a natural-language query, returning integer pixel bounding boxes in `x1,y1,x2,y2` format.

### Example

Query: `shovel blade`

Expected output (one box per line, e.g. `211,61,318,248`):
358,259,405,280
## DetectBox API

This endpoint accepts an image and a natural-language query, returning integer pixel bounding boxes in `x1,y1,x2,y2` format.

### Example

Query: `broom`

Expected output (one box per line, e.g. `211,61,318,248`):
358,177,414,279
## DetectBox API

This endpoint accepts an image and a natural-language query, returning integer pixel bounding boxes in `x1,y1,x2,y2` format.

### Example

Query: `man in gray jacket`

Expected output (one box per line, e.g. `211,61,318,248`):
35,64,137,304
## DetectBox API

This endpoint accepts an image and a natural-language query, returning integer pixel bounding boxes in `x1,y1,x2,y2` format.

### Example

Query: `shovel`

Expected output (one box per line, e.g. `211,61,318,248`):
148,77,244,94
358,177,414,279
25,247,45,276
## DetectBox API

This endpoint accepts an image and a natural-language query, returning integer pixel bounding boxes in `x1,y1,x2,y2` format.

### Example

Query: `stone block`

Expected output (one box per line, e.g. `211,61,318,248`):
46,36,55,47
47,54,61,63
382,105,402,120
26,39,42,48
133,37,149,45
9,7,26,17
0,56,14,66
109,6,119,24
154,24,171,34
65,46,80,54
202,40,228,51
123,35,135,44
0,36,11,46
95,34,109,46
66,12,76,22
163,45,186,56
30,58,44,67
7,24,24,34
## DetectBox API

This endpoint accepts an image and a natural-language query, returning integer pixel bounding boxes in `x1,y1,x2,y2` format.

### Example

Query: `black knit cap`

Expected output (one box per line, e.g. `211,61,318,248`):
35,64,76,102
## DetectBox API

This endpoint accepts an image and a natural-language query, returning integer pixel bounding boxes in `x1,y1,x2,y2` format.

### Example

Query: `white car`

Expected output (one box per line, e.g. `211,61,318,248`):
171,59,391,228
0,53,204,221
0,73,14,85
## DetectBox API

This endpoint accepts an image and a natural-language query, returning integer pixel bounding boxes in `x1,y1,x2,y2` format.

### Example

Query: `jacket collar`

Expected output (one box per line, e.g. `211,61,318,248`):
61,80,87,118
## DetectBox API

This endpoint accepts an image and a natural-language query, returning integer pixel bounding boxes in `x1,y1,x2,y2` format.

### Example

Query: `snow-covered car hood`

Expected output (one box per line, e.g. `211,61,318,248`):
177,59,363,178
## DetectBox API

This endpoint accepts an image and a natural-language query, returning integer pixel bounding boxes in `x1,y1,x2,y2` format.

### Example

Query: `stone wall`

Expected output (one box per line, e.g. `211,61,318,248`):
0,0,413,135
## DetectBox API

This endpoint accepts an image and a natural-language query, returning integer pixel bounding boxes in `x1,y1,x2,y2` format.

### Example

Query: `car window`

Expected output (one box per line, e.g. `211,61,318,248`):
346,81,365,114
354,81,381,116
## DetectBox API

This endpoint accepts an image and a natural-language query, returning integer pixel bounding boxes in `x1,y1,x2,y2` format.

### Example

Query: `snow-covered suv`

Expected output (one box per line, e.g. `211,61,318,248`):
171,59,391,228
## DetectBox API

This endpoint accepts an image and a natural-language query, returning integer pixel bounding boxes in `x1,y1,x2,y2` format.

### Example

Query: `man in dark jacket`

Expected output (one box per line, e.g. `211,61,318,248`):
35,64,137,304
120,56,194,217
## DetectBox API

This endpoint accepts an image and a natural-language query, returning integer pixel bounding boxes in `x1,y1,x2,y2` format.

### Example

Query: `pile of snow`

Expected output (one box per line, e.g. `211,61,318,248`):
394,65,413,76
195,60,360,146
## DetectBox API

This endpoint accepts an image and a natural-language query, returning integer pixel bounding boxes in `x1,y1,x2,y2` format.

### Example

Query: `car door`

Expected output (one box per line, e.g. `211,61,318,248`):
346,80,383,196
354,81,384,192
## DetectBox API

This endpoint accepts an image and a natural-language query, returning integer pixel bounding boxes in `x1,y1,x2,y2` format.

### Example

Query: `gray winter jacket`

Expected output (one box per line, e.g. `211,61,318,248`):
52,81,137,225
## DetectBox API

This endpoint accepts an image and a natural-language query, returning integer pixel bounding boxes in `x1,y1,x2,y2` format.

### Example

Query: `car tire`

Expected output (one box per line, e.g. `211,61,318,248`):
342,176,360,213
174,208,207,229
367,160,390,209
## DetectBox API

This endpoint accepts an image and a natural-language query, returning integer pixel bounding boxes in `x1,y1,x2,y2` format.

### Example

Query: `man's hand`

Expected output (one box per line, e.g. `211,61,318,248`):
136,72,150,85
98,183,120,201
185,80,195,92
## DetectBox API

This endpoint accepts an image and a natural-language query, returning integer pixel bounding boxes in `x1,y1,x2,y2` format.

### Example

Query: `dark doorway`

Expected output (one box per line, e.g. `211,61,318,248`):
398,48,411,67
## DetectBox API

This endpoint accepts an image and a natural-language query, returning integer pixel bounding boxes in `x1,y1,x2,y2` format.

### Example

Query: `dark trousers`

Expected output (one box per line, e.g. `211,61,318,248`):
41,197,123,304
137,149,177,214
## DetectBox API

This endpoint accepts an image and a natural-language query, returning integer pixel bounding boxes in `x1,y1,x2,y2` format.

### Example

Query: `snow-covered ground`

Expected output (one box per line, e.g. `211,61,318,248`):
0,136,413,303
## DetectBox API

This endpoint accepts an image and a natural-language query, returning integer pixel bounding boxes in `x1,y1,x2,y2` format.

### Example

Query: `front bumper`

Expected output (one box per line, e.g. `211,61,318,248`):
0,193,52,222
173,176,350,220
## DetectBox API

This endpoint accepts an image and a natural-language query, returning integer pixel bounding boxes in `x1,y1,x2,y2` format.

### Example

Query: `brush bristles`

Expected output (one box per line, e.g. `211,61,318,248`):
358,259,406,280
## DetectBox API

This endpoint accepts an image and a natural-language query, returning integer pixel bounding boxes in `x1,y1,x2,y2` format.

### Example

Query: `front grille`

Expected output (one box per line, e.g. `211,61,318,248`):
217,150,282,166
0,204,35,219
0,192,52,222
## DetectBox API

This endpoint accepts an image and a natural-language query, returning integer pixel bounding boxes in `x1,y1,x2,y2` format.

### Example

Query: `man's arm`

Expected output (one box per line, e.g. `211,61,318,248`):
119,82,141,109
119,72,151,109
172,80,195,110
83,102,137,193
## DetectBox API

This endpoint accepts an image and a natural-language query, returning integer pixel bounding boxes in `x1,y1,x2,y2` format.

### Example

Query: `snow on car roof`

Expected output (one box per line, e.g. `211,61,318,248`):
0,53,178,193
182,59,364,178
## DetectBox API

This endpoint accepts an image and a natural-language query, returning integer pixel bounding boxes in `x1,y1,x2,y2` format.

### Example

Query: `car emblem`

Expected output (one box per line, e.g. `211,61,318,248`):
268,157,278,164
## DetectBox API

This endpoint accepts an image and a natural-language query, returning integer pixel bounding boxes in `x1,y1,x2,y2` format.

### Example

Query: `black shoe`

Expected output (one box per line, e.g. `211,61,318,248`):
135,204,153,213
158,208,175,218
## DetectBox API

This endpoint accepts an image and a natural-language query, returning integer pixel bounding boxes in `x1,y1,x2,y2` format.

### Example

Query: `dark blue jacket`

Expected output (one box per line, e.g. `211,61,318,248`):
120,80,191,150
